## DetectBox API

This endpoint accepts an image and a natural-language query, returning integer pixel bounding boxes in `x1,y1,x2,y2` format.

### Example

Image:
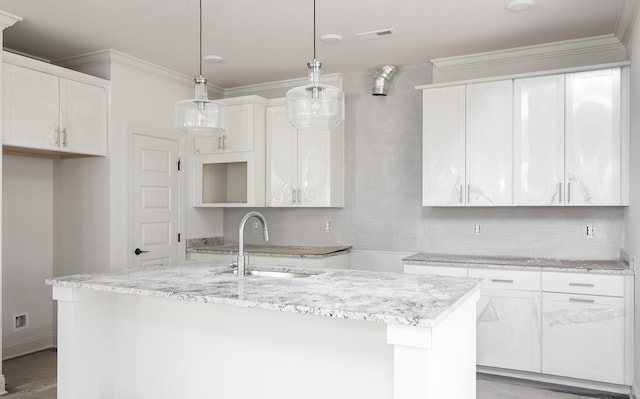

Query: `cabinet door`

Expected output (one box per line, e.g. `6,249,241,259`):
59,78,108,156
3,64,60,151
565,68,621,205
194,103,254,154
514,75,565,205
222,103,254,152
542,292,625,384
422,86,466,206
266,105,298,206
466,81,513,206
297,129,331,206
476,289,541,372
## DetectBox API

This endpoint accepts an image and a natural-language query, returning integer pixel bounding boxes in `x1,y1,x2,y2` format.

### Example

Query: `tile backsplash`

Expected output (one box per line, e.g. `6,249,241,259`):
223,64,625,261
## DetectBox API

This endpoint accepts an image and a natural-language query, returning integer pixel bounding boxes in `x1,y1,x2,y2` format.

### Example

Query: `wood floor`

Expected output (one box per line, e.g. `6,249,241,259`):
1,350,629,398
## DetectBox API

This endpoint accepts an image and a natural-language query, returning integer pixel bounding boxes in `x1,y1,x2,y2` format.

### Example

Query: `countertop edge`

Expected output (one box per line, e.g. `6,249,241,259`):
402,258,633,275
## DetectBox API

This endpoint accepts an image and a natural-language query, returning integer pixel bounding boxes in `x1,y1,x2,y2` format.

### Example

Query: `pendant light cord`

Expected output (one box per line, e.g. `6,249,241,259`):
199,0,203,77
313,0,316,60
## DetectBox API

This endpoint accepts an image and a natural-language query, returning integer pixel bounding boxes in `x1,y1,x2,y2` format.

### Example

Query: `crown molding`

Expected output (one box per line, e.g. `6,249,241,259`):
615,0,640,45
224,73,343,99
432,35,625,72
55,49,225,98
0,11,22,30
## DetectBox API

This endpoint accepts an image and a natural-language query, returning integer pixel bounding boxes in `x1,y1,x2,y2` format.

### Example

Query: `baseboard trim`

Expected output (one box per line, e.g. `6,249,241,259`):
478,366,631,395
0,373,6,395
2,333,55,360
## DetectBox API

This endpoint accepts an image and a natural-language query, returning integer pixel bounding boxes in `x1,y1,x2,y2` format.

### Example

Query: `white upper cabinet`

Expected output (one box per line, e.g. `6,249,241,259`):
422,81,512,206
422,85,466,206
192,95,267,207
194,97,260,154
514,75,565,205
266,100,344,207
466,80,513,206
420,65,628,207
59,78,108,156
3,64,60,151
3,52,109,156
565,69,623,205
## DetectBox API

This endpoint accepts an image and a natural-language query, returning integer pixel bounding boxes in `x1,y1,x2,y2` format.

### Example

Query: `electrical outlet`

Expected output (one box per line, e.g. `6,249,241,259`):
13,313,28,331
586,225,594,238
473,224,481,236
252,220,260,231
324,219,331,233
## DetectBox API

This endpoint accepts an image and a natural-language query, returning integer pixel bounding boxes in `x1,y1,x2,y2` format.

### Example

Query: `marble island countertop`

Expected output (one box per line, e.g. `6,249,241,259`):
187,243,352,258
403,252,632,275
46,261,481,328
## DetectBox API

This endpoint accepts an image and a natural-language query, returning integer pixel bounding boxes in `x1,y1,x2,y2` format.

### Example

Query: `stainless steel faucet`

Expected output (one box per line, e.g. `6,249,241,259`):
237,211,269,276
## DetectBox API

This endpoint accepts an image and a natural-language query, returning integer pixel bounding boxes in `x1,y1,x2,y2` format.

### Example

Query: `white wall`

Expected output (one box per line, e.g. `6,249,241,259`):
624,14,640,398
2,155,54,359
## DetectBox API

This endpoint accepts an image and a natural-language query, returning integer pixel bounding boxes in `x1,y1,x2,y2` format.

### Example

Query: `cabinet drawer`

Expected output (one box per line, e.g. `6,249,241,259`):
469,268,540,291
542,272,624,297
404,264,467,277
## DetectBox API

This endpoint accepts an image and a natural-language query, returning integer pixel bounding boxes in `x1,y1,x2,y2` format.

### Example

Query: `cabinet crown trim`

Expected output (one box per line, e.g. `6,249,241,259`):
430,34,624,73
416,61,630,90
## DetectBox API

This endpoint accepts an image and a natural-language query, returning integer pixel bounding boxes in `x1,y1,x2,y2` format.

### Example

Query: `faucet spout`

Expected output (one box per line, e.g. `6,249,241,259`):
237,211,269,277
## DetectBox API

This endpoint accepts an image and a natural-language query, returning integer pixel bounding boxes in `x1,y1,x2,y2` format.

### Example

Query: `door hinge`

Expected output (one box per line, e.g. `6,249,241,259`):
177,158,181,171
178,233,181,243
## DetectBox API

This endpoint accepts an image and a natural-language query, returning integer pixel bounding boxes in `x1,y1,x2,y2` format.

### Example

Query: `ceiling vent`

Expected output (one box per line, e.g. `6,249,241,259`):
356,28,397,40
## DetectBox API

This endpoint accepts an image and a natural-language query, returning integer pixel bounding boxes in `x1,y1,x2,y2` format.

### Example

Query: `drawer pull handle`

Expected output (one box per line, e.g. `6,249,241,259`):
569,297,595,303
568,283,595,287
491,279,514,283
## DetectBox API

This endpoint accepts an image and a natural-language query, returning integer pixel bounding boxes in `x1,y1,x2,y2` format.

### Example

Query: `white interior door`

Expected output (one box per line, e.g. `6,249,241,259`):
130,131,181,267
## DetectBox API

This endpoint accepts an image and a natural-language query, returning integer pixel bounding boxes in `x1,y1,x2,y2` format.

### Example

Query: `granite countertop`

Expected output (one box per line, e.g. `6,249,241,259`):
46,261,481,328
187,244,352,258
403,253,633,275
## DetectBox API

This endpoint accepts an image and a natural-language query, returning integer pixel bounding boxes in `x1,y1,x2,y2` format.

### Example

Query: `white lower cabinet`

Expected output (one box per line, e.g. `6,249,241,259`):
404,263,632,388
476,289,541,372
469,268,541,373
541,292,625,384
541,271,628,385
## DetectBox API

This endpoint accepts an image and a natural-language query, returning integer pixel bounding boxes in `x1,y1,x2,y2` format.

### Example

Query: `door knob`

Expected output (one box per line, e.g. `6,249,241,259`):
134,248,149,255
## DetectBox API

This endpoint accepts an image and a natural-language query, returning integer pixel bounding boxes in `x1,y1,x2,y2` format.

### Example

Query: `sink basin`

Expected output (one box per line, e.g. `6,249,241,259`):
246,270,313,279
214,269,317,279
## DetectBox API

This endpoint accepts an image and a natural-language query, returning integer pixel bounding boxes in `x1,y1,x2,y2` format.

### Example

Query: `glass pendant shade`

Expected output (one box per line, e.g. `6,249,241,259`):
286,60,344,130
176,76,226,133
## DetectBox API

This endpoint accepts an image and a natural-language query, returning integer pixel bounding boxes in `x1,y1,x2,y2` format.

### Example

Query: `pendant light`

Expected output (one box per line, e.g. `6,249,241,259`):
286,0,344,130
175,0,226,133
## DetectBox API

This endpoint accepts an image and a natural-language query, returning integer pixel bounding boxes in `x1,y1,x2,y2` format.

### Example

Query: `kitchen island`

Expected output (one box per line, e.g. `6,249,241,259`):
48,262,481,399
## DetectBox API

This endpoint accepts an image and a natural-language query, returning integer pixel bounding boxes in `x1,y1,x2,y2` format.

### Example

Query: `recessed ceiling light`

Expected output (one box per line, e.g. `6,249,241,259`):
320,33,343,44
506,0,535,11
204,55,224,63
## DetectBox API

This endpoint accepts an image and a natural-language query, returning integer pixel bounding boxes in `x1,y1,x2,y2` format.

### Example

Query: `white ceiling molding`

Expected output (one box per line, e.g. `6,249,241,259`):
224,73,343,99
0,11,21,30
55,49,225,98
431,35,625,72
614,0,640,45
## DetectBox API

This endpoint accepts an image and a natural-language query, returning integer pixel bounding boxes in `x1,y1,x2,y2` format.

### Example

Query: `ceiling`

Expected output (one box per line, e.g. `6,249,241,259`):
0,0,637,88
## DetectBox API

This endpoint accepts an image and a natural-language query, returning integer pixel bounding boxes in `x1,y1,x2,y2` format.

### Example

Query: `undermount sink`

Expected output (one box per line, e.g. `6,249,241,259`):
246,270,313,279
215,268,318,279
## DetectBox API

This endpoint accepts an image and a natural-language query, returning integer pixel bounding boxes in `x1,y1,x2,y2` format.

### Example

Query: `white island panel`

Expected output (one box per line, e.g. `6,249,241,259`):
51,262,481,399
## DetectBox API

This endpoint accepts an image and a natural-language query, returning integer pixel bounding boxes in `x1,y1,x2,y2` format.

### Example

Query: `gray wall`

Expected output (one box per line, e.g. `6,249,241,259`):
224,63,624,262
